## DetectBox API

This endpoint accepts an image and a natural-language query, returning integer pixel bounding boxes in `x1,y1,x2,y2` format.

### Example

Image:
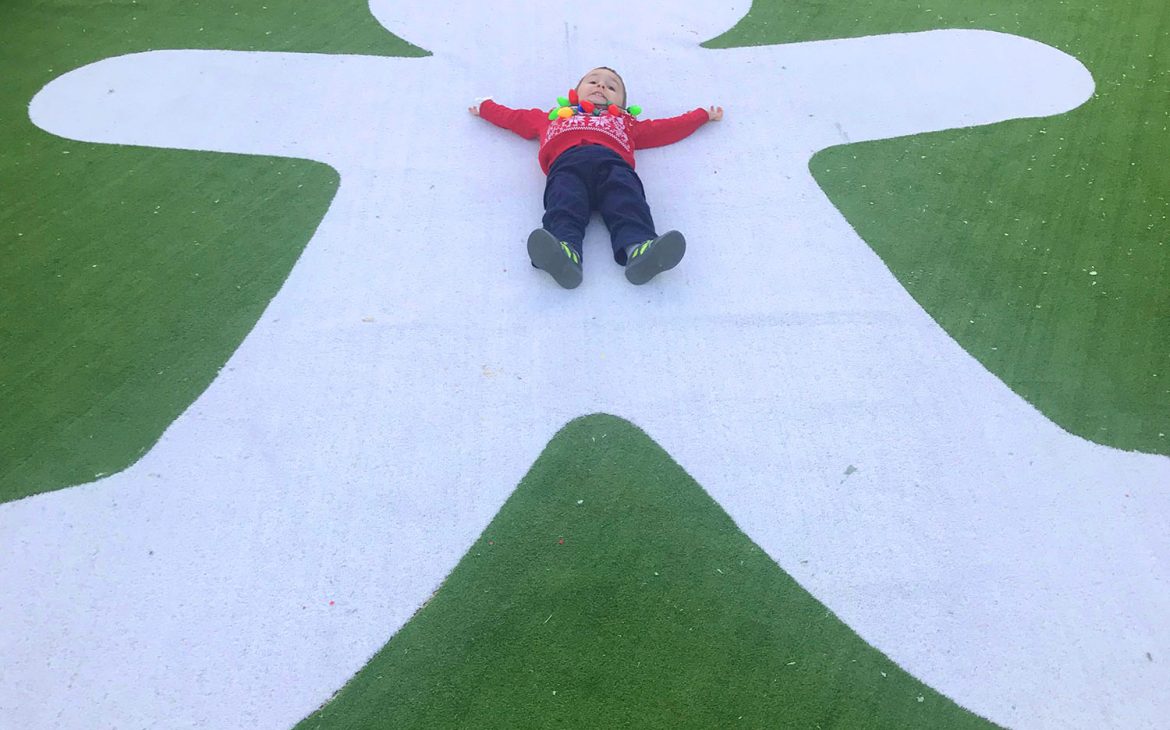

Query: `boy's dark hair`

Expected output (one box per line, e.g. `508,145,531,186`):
578,66,627,106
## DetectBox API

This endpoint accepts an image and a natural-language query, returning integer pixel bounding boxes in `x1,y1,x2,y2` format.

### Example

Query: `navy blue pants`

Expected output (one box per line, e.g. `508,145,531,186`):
543,144,657,265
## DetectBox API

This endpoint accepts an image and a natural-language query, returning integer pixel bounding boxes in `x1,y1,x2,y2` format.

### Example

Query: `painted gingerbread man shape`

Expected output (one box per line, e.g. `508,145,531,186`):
4,1,1167,728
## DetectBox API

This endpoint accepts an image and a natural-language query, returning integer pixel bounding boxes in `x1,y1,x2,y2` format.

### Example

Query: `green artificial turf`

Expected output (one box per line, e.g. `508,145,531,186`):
708,1,1170,455
297,415,999,730
0,1,425,502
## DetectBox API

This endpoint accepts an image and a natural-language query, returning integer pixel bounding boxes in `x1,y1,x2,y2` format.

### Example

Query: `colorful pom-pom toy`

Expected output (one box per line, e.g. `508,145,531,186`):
548,90,643,120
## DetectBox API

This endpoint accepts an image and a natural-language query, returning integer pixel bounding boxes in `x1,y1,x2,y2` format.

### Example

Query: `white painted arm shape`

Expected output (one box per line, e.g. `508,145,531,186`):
719,30,1094,147
29,50,424,165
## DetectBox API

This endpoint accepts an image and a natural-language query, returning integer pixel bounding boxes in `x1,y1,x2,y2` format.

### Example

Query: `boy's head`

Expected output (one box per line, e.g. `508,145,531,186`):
576,67,626,107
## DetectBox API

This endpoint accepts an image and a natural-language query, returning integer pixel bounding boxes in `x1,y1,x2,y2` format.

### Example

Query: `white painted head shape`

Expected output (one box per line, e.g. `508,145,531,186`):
369,0,749,58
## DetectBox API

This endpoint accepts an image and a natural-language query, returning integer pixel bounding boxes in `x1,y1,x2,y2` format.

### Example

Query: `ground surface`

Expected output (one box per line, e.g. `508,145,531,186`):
1,1,1167,728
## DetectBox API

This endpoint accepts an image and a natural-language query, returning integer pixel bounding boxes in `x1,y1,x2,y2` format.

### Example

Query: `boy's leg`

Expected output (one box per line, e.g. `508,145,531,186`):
531,151,593,289
595,158,657,265
542,150,593,255
595,157,686,284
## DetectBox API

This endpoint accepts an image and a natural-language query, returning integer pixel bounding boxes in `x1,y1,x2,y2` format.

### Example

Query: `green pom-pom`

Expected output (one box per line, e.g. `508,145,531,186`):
628,105,642,117
548,108,558,120
557,96,570,107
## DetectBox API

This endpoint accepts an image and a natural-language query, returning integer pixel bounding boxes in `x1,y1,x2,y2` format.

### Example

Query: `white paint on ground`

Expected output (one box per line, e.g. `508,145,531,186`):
4,1,1168,728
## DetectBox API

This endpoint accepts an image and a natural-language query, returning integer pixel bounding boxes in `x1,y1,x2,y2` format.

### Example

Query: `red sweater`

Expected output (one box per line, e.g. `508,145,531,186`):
479,99,709,174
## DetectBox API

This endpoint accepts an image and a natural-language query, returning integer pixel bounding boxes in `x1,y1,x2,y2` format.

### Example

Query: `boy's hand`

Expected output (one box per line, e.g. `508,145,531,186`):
707,106,724,121
469,97,492,116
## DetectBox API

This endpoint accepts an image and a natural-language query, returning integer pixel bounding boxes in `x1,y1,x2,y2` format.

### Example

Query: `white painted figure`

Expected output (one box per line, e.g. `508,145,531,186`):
4,1,1168,728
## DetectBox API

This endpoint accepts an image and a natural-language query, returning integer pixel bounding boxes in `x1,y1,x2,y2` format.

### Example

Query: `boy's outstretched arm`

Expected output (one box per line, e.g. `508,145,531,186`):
633,106,721,149
471,98,548,140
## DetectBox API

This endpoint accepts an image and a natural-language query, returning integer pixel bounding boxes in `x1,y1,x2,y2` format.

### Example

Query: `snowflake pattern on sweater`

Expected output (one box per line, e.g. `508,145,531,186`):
543,113,632,152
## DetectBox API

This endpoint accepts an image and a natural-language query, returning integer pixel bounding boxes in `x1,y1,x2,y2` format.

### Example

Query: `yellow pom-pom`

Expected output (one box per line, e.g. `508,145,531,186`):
557,106,574,119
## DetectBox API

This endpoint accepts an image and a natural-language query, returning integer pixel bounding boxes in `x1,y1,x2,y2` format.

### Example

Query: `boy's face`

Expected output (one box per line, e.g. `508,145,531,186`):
576,68,626,107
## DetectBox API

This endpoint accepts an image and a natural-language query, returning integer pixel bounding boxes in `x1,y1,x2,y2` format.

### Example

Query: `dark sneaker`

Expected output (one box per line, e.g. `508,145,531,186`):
624,230,686,285
527,228,583,289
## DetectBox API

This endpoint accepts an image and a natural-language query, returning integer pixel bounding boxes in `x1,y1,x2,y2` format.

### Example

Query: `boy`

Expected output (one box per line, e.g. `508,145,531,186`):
470,67,722,288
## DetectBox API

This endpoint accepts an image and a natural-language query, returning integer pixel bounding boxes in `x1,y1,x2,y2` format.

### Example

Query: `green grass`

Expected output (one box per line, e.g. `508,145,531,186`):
296,415,999,730
708,1,1170,454
0,1,425,502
